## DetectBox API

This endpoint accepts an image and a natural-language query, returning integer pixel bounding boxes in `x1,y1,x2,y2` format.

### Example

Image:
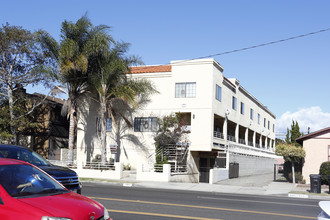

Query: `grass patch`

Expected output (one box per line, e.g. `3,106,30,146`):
290,190,330,197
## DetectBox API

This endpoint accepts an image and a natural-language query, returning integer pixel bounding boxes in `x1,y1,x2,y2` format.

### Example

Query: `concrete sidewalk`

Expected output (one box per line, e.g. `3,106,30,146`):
83,172,330,200
132,173,296,196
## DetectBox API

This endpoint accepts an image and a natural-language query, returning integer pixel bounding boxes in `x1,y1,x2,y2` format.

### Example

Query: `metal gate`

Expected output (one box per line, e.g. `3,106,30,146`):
229,162,239,179
274,164,284,181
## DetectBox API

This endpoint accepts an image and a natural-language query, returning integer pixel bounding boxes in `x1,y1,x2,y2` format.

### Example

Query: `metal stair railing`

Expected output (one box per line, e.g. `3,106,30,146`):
155,144,190,173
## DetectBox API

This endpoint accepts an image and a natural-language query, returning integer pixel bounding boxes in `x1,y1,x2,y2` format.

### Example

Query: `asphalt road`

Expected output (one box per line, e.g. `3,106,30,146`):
82,182,323,220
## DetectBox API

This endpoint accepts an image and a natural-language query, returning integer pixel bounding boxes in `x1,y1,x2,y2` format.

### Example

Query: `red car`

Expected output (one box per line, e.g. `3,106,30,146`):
0,158,112,220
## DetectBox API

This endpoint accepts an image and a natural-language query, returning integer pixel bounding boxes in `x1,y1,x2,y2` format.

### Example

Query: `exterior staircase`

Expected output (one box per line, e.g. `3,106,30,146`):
156,144,189,173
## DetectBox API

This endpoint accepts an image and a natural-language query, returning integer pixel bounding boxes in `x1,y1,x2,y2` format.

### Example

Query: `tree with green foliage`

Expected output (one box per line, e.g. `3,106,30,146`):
154,113,190,164
275,143,305,183
285,128,290,144
285,120,302,145
37,14,110,164
0,91,44,143
0,23,56,144
89,41,157,164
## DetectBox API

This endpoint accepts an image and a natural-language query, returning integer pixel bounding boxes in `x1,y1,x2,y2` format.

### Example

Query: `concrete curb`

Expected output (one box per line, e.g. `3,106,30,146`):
80,174,330,200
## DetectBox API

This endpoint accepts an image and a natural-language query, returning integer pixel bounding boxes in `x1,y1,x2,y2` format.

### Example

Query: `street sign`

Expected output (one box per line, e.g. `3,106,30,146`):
110,144,118,154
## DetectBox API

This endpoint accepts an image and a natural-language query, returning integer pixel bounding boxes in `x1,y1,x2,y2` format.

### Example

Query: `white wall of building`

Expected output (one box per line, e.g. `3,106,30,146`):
76,58,277,179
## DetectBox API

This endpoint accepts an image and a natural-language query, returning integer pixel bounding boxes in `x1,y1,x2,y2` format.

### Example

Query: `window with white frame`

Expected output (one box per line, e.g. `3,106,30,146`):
175,82,196,98
273,124,275,132
232,96,237,111
250,108,254,120
264,118,266,128
240,102,244,115
268,120,270,130
215,84,221,101
134,117,158,132
258,113,260,124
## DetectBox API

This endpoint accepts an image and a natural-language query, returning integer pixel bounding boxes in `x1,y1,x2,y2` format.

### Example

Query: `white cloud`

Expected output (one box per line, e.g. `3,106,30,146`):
276,106,330,138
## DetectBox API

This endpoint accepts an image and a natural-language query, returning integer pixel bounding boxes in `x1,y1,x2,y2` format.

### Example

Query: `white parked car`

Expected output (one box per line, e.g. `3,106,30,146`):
318,201,330,219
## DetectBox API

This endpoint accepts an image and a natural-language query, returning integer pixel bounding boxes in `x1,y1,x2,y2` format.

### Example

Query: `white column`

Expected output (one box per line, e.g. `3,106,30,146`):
163,164,171,182
223,119,228,141
245,128,248,146
235,124,239,143
115,162,123,179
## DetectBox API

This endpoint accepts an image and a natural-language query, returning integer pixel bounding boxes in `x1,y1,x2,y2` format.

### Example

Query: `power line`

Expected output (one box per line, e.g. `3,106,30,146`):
54,27,330,79
131,27,330,70
193,27,330,60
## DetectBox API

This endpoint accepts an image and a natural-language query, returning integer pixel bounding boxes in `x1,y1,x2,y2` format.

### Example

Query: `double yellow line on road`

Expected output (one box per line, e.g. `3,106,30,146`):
107,209,222,220
90,197,315,219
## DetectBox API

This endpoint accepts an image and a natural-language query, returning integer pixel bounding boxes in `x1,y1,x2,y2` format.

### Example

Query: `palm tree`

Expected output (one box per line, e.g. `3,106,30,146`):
90,42,157,164
38,15,111,164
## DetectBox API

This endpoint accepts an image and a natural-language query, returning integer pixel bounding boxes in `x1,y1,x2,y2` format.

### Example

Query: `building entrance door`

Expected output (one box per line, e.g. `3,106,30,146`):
199,158,209,183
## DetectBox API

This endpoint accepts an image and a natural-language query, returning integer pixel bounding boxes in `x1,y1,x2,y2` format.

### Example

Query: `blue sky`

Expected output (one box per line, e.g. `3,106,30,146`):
1,0,330,137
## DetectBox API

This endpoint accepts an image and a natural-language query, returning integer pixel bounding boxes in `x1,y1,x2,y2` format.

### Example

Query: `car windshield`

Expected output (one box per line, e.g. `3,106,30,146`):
0,148,50,166
0,164,68,198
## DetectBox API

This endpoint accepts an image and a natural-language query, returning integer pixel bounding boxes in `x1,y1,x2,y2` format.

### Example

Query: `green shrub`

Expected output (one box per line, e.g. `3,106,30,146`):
288,172,304,183
123,163,131,170
283,161,303,182
155,155,168,172
319,161,330,185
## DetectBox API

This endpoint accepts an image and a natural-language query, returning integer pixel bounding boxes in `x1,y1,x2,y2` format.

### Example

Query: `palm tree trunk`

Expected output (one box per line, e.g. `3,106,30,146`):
115,124,121,162
99,96,107,165
67,112,75,165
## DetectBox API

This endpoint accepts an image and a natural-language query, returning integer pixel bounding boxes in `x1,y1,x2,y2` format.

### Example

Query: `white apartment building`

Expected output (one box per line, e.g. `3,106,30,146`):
76,58,277,183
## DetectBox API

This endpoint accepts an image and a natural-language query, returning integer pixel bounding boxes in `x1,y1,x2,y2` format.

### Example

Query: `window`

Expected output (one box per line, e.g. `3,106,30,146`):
96,117,112,132
240,102,244,115
106,118,112,132
215,85,221,101
268,121,270,130
273,124,275,132
264,118,266,128
250,108,254,120
216,151,227,168
232,97,237,110
258,113,260,124
175,82,196,98
328,145,330,161
134,117,158,132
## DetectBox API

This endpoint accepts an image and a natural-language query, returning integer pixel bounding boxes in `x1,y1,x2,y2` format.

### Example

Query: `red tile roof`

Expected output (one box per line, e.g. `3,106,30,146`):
129,65,171,74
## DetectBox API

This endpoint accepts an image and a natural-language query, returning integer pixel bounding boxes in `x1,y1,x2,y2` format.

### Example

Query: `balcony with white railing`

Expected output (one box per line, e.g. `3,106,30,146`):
227,134,236,142
228,142,276,158
238,138,246,145
214,131,224,139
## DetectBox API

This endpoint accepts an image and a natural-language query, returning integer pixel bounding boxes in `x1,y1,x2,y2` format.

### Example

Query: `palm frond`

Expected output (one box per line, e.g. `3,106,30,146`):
61,100,69,118
36,29,60,61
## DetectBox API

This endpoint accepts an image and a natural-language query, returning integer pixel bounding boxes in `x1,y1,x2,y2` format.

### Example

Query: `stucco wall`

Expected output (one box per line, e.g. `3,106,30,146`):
229,153,276,176
302,132,330,184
